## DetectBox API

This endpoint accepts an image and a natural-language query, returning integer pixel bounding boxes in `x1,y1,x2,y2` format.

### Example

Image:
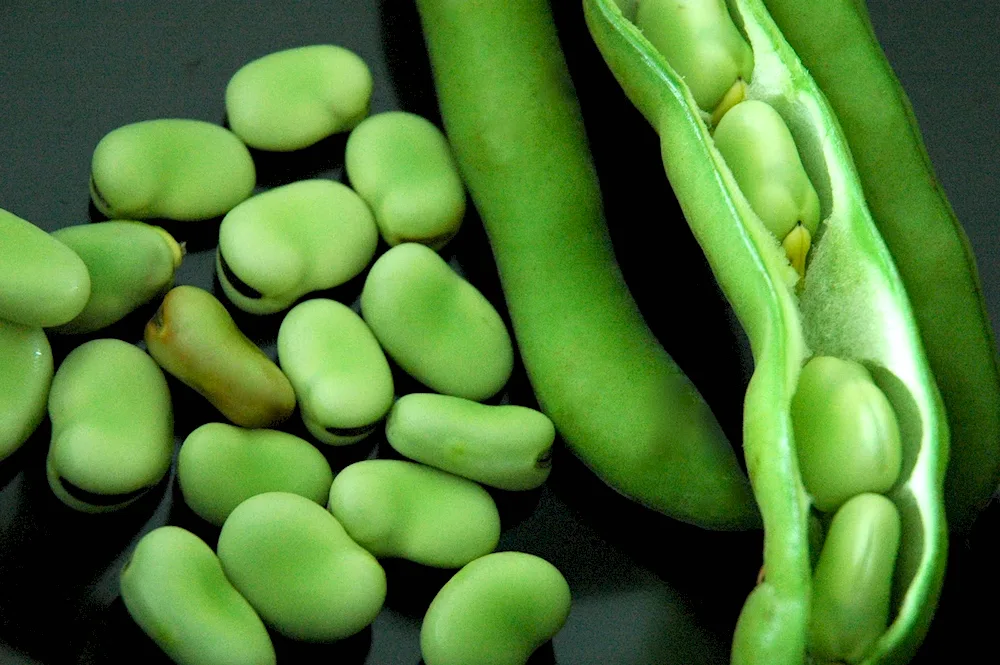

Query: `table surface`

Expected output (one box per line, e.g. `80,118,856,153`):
1,1,998,663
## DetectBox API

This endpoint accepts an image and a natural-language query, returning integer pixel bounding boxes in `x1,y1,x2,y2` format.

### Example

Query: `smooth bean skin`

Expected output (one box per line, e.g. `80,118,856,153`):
226,45,373,151
46,339,172,512
277,299,393,445
120,526,275,665
345,111,466,249
217,492,386,642
0,321,52,462
420,551,572,665
634,0,754,113
713,100,821,243
145,286,296,428
50,221,183,334
90,119,255,221
0,208,90,327
327,460,501,568
178,423,334,526
216,179,379,314
809,493,901,663
361,243,514,401
385,393,554,490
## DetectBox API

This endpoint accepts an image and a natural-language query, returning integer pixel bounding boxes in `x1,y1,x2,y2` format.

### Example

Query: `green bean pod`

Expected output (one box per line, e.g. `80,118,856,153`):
385,393,554,491
50,221,183,334
345,111,466,249
46,339,173,512
420,551,571,665
0,208,90,327
177,422,334,526
584,0,946,662
226,44,373,151
90,119,255,221
0,321,52,462
327,459,501,568
120,526,276,665
216,179,379,315
414,0,758,530
217,491,386,642
145,286,296,428
761,0,1000,533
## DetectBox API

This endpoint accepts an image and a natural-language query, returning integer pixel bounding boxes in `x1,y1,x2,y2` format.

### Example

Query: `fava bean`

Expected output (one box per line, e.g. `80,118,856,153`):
0,321,52,462
277,298,393,444
421,551,572,665
145,286,295,428
345,111,466,249
177,423,334,526
0,208,90,327
809,493,901,663
385,393,554,491
361,243,513,401
216,179,379,315
217,492,386,642
226,45,373,151
46,339,172,512
90,119,255,221
50,221,183,334
120,526,275,665
327,459,500,568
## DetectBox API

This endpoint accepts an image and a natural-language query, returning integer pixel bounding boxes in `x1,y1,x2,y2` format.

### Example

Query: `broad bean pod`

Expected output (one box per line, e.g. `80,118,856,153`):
585,0,947,663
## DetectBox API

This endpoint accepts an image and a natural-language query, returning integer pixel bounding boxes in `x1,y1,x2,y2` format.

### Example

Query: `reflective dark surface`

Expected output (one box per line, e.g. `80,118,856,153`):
0,1,997,663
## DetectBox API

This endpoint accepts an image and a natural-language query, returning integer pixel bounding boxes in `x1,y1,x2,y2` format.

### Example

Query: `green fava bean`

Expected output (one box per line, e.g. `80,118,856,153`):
90,119,255,221
327,459,501,568
120,526,276,665
178,422,334,526
345,111,466,249
809,493,902,663
47,339,172,512
145,286,296,428
217,491,387,642
634,0,754,116
50,221,183,334
361,243,514,401
385,393,554,491
0,321,52,462
216,179,379,315
420,551,572,665
0,208,90,327
791,356,901,512
277,298,393,445
226,45,373,151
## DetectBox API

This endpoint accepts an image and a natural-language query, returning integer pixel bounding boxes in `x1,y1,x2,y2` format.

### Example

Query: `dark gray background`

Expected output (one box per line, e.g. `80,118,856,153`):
0,1,997,663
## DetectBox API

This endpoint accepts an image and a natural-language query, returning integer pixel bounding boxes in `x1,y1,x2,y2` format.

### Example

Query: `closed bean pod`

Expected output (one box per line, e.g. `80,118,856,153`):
120,526,275,665
216,179,379,315
177,422,334,526
361,242,513,401
217,491,386,642
50,221,183,334
385,393,554,491
90,119,255,221
0,321,52,462
345,111,466,249
145,286,295,428
225,44,373,151
327,459,501,568
277,298,393,445
0,208,90,327
46,339,173,512
420,551,572,665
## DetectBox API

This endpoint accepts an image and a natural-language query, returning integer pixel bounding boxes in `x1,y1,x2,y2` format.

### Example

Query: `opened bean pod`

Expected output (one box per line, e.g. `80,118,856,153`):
216,179,379,315
585,0,946,663
328,459,501,568
0,321,52,462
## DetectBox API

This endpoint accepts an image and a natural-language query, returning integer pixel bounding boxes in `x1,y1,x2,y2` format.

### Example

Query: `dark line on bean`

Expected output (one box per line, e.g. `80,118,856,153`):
218,251,263,299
